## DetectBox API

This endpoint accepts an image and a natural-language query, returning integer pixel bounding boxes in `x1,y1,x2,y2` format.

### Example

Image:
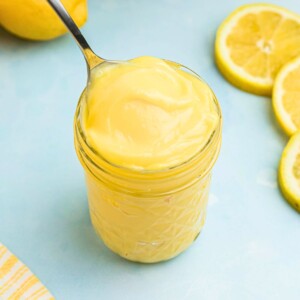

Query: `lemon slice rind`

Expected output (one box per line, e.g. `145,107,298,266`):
279,132,300,212
215,3,300,95
273,56,300,136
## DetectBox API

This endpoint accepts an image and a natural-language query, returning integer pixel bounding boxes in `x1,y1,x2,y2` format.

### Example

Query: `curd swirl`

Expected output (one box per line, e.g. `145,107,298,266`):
74,56,222,263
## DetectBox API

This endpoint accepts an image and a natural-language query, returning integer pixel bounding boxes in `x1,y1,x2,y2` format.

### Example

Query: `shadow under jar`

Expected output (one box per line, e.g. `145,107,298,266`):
74,62,222,263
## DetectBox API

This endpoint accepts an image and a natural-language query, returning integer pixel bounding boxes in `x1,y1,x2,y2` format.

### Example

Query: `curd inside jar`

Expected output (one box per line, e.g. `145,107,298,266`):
74,56,222,263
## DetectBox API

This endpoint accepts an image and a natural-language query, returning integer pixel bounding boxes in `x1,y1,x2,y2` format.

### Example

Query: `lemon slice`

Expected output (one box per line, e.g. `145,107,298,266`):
215,4,300,95
279,132,300,212
273,56,300,135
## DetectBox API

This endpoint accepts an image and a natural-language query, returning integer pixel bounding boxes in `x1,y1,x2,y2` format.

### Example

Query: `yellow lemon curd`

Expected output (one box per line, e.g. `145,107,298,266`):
74,56,222,263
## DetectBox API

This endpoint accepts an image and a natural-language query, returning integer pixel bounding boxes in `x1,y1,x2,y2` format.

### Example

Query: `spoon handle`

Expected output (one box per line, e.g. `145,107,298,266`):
46,0,104,70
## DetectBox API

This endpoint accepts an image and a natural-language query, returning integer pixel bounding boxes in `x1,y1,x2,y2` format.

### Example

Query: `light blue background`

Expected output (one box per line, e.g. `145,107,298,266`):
1,0,300,299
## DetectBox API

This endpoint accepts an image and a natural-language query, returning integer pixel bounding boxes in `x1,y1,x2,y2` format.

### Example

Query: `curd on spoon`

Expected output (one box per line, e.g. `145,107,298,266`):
83,56,219,170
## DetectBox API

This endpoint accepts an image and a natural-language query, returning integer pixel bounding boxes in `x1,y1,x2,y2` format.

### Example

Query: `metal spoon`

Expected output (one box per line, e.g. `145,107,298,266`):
46,0,106,79
46,0,182,80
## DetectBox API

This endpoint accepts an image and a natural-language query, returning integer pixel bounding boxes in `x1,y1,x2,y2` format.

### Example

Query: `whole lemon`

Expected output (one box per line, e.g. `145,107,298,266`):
0,0,87,41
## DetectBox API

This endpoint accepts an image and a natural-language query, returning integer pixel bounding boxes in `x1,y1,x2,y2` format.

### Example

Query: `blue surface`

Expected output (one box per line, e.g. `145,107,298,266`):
1,0,300,299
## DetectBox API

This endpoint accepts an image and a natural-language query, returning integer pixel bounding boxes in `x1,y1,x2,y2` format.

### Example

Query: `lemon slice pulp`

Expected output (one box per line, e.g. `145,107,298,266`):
279,132,300,212
215,4,300,95
273,56,300,135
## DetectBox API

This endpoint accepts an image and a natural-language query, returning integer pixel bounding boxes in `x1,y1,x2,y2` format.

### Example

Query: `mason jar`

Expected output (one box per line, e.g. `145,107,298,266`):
74,64,222,263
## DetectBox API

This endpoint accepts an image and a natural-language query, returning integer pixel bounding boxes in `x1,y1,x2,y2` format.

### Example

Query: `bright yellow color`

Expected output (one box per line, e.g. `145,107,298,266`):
84,170,214,263
215,3,300,95
279,132,300,212
75,56,222,262
273,56,300,135
0,243,54,299
83,56,219,170
0,0,87,41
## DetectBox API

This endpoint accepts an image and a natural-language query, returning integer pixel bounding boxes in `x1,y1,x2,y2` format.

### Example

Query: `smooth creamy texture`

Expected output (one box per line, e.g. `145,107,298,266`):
76,56,222,262
83,56,218,170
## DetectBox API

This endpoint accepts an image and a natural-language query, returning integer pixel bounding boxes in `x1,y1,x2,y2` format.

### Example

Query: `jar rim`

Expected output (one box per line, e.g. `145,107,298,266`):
75,60,222,175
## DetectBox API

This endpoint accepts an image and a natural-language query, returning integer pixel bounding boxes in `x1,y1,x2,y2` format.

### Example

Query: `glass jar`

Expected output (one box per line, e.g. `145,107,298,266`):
74,64,222,263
